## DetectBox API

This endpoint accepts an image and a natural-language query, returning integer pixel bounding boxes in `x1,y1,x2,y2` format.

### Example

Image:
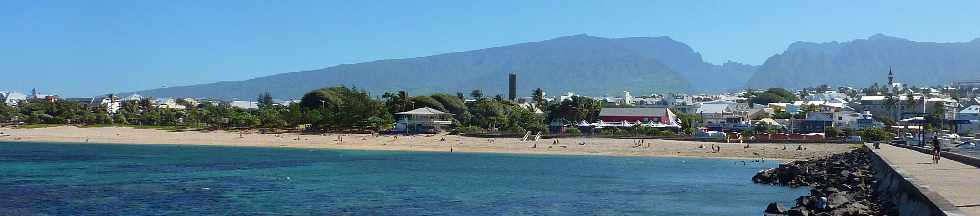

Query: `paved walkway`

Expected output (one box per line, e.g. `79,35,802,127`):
872,144,980,215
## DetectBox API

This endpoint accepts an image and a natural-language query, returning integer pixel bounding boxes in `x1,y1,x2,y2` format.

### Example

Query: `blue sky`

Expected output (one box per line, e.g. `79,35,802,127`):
2,0,979,97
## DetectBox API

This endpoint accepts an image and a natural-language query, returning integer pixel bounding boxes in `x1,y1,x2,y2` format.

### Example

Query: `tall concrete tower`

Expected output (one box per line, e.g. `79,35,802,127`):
508,73,517,101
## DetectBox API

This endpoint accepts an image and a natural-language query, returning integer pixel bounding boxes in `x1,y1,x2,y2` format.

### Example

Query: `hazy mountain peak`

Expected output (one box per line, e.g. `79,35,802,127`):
550,34,600,41
786,41,843,54
867,33,909,42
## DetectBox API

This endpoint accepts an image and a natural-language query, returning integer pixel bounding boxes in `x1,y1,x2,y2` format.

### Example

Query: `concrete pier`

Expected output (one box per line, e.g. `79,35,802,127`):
869,143,979,215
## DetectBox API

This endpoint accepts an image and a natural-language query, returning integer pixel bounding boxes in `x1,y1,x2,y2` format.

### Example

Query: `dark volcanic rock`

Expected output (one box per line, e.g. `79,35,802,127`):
754,148,885,215
765,202,788,214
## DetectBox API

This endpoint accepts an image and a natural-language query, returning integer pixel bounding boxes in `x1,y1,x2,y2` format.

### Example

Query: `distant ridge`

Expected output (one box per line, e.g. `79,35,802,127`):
130,35,754,100
746,34,980,89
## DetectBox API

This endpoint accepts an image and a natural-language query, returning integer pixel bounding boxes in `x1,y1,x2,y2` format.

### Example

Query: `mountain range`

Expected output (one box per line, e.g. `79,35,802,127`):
132,34,980,100
746,34,980,89
130,35,754,100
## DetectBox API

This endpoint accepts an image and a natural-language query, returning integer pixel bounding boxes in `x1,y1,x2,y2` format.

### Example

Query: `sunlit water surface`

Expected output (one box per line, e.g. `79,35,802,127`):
0,141,805,215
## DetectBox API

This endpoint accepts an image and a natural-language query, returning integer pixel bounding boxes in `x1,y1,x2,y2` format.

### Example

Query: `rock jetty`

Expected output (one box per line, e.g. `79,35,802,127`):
753,148,892,216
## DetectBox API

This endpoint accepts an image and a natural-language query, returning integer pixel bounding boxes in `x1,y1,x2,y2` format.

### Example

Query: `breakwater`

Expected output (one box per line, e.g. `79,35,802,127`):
753,148,884,215
755,145,972,216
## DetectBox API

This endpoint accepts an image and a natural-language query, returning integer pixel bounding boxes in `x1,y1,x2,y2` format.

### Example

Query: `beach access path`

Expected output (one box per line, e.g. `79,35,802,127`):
873,144,980,215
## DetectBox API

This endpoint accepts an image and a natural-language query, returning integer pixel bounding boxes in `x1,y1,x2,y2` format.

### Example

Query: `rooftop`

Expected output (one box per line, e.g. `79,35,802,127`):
599,107,669,117
396,107,451,115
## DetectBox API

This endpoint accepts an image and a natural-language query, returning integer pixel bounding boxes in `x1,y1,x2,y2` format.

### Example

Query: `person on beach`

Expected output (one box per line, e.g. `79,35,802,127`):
932,136,941,164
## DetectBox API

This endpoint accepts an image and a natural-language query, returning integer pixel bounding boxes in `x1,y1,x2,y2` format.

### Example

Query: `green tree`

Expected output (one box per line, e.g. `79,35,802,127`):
431,93,469,120
675,112,702,135
927,102,947,130
824,126,842,138
301,86,387,130
746,88,799,105
258,108,287,128
257,92,274,109
410,96,446,111
506,106,545,133
531,88,546,107
467,99,508,129
860,128,894,142
382,91,413,114
0,103,15,122
470,89,484,100
547,96,603,123
113,111,129,125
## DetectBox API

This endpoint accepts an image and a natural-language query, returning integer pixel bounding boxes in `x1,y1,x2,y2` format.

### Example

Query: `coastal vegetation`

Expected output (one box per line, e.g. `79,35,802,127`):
0,86,599,136
743,88,799,105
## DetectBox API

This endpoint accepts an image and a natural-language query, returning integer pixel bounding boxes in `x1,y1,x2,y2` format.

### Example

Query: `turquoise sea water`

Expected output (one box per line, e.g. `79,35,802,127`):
0,141,806,215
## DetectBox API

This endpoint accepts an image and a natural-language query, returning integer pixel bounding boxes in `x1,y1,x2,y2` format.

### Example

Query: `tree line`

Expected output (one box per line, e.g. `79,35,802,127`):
0,86,616,135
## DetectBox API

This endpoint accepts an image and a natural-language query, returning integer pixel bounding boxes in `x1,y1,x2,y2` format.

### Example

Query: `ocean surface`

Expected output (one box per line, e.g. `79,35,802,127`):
0,141,806,215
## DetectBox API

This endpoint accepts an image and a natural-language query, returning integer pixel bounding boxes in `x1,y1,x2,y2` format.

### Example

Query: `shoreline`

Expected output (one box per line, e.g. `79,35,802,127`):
1,139,802,162
0,126,856,161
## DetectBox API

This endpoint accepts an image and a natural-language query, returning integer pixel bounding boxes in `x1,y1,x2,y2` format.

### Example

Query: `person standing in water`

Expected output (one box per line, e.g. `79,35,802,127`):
932,136,941,164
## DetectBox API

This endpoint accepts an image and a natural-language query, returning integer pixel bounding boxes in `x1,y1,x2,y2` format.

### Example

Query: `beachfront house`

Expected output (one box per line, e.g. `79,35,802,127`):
843,110,883,130
598,107,676,124
696,102,748,131
393,107,454,133
596,107,680,132
799,112,835,133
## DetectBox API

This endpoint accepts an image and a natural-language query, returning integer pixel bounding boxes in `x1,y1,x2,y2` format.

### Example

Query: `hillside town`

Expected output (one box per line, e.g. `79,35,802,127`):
2,69,977,146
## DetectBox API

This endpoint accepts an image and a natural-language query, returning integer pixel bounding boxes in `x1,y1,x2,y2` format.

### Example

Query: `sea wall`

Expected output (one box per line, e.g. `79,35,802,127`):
867,145,965,216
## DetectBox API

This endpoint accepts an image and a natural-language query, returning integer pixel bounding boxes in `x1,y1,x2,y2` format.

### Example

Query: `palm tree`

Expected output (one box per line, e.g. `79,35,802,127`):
903,92,916,119
531,88,545,108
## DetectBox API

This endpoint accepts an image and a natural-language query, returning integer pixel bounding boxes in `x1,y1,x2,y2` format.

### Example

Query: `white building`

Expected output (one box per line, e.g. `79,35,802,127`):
622,91,634,105
121,94,144,102
393,107,454,133
94,94,122,114
0,91,28,106
559,92,576,102
157,98,187,110
230,101,258,109
697,102,748,131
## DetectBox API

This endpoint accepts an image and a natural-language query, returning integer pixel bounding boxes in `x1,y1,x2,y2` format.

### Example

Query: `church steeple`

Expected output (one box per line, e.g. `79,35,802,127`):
887,67,894,86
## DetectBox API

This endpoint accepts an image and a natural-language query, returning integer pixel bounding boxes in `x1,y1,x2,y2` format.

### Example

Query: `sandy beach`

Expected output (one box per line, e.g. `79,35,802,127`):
0,126,856,160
